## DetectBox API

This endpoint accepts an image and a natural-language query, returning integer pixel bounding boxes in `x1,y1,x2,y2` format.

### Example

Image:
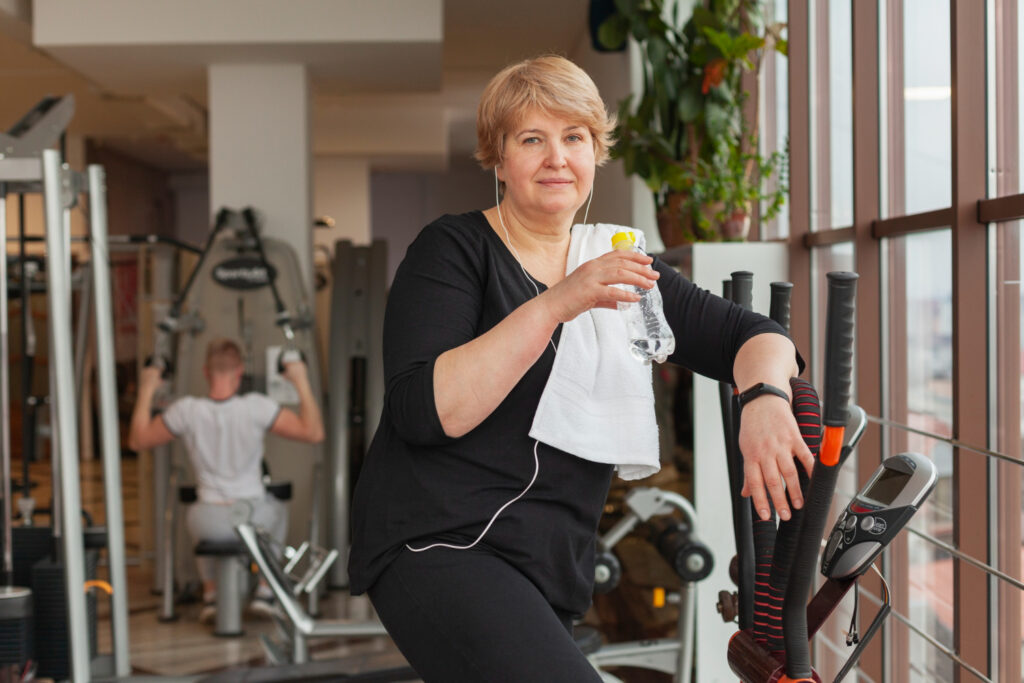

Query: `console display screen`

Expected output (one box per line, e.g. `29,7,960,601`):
861,467,911,506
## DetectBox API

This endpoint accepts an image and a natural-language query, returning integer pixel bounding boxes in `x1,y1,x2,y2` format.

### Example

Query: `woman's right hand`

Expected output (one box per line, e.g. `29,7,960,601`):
540,249,660,324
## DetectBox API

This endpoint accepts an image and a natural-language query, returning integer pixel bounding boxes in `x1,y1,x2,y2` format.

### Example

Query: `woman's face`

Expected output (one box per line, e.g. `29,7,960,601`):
496,109,596,223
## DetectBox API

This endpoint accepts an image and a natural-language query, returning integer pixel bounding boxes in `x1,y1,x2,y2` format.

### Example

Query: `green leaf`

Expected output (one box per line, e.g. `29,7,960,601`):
678,85,701,123
701,27,733,58
702,27,765,61
664,164,689,191
732,33,766,55
644,166,662,193
704,101,733,139
598,14,630,50
776,38,788,57
613,0,640,13
632,10,652,40
690,6,718,32
634,151,652,181
647,35,669,72
690,42,709,66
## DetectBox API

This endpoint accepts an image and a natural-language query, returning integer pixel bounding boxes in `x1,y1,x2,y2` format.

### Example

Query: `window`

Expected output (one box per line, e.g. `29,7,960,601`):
809,0,853,231
884,229,954,681
990,3,1024,679
992,220,1023,683
760,0,790,240
881,0,952,218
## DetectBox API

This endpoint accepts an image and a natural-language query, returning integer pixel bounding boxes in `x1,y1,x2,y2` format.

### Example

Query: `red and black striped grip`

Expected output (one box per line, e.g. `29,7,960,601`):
758,377,821,654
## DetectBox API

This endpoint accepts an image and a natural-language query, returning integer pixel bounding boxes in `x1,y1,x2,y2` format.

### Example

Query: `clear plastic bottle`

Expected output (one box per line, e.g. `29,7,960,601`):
611,231,675,364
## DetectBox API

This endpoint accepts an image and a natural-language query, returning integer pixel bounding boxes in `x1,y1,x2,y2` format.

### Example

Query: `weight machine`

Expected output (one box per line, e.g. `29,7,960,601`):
146,207,327,622
0,94,131,681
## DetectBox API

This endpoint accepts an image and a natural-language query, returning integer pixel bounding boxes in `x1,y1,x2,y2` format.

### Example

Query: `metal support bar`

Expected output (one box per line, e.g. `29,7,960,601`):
42,147,91,681
235,523,387,663
0,185,11,584
326,239,387,588
74,262,93,412
88,164,131,674
0,158,41,183
159,463,179,622
0,95,75,158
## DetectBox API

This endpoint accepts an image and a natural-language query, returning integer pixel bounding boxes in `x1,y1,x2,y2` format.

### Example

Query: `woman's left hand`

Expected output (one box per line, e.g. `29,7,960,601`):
736,393,814,522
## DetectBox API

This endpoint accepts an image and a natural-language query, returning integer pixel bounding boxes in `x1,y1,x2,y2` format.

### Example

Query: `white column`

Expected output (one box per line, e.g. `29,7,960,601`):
689,242,789,683
209,63,312,284
313,157,371,247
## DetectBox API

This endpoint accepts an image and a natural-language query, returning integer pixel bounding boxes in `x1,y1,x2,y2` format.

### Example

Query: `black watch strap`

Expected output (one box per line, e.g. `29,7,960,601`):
738,382,791,410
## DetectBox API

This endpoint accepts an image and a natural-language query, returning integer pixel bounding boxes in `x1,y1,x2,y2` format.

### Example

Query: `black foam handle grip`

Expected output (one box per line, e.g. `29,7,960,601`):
769,282,794,333
823,272,858,427
731,271,753,310
782,460,842,679
144,354,175,380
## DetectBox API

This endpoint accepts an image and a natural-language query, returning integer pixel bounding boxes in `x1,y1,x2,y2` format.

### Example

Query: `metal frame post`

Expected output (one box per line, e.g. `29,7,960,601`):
88,165,131,674
326,239,386,588
42,148,91,681
0,186,11,584
326,241,354,588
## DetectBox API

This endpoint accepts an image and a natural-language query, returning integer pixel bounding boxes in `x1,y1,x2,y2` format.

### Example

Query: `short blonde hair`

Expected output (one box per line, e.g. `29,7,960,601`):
205,338,243,373
475,55,616,169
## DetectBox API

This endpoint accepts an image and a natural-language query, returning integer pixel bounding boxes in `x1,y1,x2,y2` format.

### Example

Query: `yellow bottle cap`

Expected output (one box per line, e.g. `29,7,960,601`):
611,231,636,250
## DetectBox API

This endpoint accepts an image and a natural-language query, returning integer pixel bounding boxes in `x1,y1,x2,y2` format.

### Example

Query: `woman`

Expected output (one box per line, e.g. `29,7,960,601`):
349,55,811,682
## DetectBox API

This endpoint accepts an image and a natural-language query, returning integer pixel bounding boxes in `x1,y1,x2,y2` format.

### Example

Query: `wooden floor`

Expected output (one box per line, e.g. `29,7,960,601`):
10,453,685,682
9,455,415,680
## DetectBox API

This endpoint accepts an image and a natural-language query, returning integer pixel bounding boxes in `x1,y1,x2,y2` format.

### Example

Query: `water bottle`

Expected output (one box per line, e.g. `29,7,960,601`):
611,231,675,364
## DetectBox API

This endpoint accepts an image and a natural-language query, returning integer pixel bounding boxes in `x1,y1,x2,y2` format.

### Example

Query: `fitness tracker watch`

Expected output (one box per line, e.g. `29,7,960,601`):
737,382,790,410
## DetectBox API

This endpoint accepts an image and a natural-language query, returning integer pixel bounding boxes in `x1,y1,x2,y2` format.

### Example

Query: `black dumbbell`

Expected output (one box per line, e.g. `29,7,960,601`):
594,550,622,594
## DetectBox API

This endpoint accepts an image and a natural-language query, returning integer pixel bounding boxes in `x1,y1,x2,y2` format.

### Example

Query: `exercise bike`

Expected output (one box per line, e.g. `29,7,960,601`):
719,272,937,683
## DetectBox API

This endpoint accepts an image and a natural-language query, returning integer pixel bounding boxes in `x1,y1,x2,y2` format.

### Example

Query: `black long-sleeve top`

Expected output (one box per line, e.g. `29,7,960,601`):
348,211,794,615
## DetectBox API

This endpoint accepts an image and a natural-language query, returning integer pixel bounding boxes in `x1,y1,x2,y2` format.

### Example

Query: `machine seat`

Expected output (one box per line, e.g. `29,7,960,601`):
178,482,292,504
194,539,248,557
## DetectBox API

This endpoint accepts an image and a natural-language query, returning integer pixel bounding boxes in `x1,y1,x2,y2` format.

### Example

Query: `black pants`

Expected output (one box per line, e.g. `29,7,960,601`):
368,547,602,683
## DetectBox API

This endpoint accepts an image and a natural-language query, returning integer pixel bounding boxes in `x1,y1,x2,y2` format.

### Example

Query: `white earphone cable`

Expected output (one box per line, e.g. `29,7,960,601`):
494,168,558,354
405,169,577,555
405,440,542,553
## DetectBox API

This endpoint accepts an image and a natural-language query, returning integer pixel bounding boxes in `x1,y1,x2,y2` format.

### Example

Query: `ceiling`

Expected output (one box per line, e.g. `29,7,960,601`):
0,0,591,173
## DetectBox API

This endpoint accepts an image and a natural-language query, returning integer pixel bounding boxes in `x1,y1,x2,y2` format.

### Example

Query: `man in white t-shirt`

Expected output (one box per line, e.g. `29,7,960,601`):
129,338,325,622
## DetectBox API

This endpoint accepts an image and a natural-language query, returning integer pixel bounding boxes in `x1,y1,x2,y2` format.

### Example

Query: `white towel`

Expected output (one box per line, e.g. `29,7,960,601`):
528,223,661,480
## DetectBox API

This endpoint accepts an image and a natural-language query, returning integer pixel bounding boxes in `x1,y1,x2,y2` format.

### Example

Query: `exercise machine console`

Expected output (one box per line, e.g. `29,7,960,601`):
822,452,936,580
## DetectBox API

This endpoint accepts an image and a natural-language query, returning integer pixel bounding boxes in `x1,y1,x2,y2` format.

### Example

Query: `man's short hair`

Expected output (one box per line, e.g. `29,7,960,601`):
205,338,244,373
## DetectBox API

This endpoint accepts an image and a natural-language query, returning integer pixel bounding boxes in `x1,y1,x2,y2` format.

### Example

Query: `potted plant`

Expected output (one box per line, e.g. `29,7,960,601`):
598,0,788,245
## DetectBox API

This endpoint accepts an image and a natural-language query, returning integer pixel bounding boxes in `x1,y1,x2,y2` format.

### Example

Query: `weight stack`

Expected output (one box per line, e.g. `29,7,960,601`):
0,586,33,666
10,526,53,587
31,551,98,679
